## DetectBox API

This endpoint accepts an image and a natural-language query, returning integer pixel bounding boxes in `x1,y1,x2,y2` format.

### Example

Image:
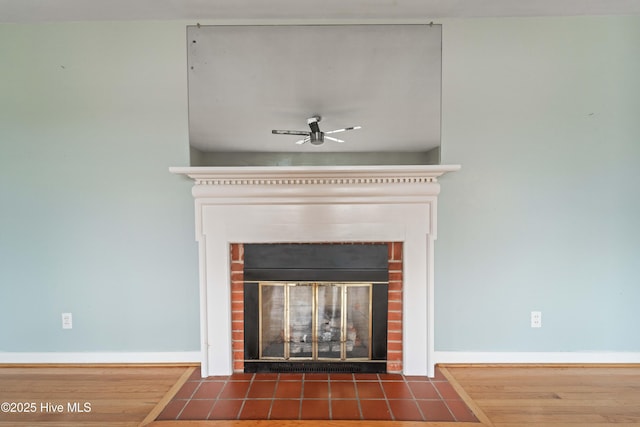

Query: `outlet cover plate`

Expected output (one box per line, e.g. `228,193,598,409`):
62,312,73,329
531,311,542,328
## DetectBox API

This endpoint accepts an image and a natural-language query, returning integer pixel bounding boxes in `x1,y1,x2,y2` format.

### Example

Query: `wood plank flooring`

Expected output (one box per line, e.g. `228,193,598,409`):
0,365,191,426
1,364,639,426
445,365,640,427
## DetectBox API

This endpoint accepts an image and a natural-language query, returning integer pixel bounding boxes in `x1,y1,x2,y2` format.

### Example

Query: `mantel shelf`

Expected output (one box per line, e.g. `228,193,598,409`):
169,165,461,186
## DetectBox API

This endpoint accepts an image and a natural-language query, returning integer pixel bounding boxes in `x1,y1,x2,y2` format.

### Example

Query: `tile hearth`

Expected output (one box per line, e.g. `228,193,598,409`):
157,368,479,422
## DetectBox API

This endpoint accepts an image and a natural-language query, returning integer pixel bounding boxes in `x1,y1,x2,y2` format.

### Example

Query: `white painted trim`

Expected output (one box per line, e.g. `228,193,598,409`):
0,352,202,364
169,165,460,184
434,351,640,365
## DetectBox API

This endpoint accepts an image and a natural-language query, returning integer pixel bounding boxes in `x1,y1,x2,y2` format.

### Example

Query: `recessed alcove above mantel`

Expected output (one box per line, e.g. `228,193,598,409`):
170,165,460,378
187,24,443,167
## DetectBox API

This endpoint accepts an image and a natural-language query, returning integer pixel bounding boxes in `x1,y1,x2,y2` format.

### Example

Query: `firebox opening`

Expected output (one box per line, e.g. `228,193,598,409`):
242,243,390,374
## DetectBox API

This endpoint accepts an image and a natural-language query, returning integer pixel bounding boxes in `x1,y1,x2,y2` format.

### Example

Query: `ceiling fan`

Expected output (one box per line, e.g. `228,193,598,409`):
272,116,361,146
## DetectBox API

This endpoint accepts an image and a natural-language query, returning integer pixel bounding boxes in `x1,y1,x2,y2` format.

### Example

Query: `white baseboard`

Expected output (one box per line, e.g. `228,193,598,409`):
434,351,640,365
0,351,202,364
5,351,636,367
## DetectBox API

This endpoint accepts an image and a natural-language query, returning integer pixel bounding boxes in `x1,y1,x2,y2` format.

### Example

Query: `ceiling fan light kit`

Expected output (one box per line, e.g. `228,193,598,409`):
272,115,361,146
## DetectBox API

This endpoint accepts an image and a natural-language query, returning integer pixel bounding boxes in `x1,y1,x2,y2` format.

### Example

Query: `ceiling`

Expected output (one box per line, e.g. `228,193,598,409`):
187,24,442,153
1,0,639,22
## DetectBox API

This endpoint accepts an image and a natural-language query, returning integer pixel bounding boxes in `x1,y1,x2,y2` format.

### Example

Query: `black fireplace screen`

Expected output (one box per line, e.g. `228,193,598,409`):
243,243,388,373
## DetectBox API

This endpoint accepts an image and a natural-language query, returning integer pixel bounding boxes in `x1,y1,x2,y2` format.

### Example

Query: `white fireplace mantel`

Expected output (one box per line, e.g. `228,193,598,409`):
170,165,460,377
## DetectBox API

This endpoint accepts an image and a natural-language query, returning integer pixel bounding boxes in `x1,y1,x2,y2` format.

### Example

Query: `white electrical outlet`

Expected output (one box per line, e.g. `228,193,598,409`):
62,312,73,329
531,311,542,328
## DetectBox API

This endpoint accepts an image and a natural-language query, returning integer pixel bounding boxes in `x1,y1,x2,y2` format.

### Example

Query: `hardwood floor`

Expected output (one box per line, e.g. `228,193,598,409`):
0,364,192,426
1,364,639,426
446,365,640,427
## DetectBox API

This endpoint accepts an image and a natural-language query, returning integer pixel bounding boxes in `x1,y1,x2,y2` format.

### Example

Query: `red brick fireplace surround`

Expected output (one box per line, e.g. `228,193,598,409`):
170,165,459,378
230,242,404,373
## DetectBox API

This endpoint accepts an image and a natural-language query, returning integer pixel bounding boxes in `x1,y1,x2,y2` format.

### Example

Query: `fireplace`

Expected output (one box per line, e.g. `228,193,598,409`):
239,243,392,373
170,165,460,378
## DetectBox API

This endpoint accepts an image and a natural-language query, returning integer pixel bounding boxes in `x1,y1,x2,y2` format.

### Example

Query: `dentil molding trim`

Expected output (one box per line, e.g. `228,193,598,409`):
169,165,461,186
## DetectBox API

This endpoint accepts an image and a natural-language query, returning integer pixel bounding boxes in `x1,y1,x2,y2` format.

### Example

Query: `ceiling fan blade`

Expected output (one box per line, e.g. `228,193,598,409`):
325,126,362,134
325,136,345,143
272,130,310,136
295,137,310,145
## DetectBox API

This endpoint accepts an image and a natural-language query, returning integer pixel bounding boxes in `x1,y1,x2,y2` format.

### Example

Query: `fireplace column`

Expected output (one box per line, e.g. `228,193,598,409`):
387,242,403,373
230,243,245,372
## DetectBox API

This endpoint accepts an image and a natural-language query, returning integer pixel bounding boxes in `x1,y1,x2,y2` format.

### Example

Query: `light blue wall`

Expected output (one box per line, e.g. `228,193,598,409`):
437,16,640,351
0,22,199,352
1,16,638,357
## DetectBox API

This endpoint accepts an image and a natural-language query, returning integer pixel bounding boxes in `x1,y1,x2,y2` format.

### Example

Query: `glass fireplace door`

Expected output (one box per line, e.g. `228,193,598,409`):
316,284,342,359
259,282,371,361
288,284,314,358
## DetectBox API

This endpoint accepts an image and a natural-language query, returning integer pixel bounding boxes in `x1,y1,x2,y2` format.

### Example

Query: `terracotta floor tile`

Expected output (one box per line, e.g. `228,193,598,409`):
388,399,423,421
254,373,279,381
229,373,254,381
329,373,354,381
433,367,449,382
239,399,272,419
219,381,251,399
180,399,215,420
356,381,385,399
381,380,414,399
205,375,231,381
247,380,276,398
275,381,302,398
447,399,479,422
353,373,379,381
303,381,329,398
378,373,404,381
300,399,330,419
404,375,430,381
278,373,303,380
331,399,361,420
161,372,478,422
174,381,198,399
193,381,225,399
408,381,440,399
304,373,329,381
359,399,392,420
270,399,300,419
156,399,186,420
434,381,461,400
208,399,243,420
417,400,455,421
330,381,357,399
187,370,203,381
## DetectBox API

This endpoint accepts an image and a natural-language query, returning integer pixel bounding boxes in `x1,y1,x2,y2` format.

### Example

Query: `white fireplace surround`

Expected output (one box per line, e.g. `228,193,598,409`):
170,165,460,378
